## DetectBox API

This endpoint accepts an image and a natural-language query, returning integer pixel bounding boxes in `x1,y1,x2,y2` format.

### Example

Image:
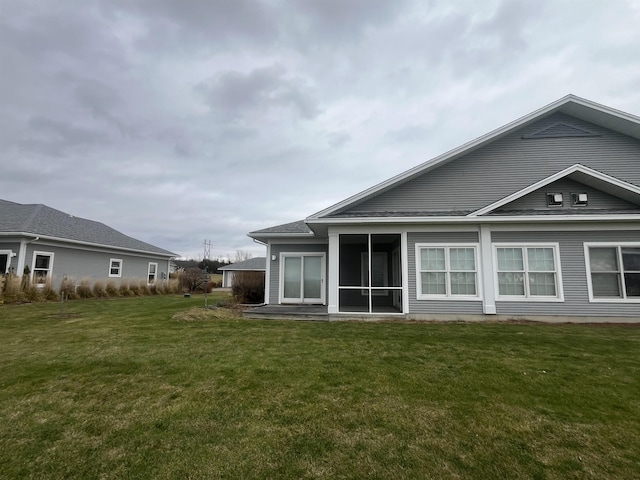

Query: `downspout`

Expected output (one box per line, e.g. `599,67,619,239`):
16,236,40,277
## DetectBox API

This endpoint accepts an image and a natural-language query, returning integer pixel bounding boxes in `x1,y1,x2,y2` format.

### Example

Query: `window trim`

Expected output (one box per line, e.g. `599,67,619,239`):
0,250,13,274
584,242,640,303
415,243,482,301
109,258,123,278
31,251,55,286
147,262,158,285
492,243,564,302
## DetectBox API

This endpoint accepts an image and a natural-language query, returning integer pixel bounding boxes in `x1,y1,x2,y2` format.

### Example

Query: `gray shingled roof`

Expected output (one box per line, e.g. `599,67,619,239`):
0,199,175,256
249,220,313,236
218,257,266,271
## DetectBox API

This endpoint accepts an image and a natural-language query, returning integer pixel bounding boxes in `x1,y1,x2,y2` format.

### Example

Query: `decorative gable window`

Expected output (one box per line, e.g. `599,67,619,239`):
494,244,563,301
416,244,479,299
586,244,640,301
109,259,123,277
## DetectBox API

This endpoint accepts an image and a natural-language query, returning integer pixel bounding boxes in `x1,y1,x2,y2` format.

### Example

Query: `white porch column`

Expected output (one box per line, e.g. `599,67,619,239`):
480,224,496,314
328,232,339,314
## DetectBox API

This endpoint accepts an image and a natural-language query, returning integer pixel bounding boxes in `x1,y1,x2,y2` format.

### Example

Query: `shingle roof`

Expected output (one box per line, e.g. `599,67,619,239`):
0,199,175,256
249,220,313,236
218,257,266,271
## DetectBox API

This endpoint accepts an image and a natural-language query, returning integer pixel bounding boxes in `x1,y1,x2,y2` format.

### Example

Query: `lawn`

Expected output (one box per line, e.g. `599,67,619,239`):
1,295,639,479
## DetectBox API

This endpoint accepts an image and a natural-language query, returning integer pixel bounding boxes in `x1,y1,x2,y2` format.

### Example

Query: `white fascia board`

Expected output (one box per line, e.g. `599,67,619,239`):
306,214,640,225
2,232,176,258
308,95,626,220
469,164,640,217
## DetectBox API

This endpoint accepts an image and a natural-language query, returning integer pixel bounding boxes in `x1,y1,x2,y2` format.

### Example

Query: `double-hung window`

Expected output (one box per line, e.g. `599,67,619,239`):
32,251,54,286
586,244,640,301
109,259,123,278
416,245,479,299
494,244,563,300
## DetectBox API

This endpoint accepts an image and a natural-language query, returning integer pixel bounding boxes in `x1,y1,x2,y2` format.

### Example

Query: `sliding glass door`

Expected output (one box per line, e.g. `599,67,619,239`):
281,254,325,304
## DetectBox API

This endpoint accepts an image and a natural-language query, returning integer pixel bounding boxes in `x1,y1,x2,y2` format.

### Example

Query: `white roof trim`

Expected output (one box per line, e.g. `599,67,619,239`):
307,94,640,220
468,164,640,217
305,214,640,225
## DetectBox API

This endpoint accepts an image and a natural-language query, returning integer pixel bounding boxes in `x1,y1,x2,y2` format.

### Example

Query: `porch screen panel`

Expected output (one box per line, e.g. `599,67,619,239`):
339,233,403,314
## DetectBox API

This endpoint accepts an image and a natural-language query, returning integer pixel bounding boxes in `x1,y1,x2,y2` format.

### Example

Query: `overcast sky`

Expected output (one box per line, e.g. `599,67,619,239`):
1,0,639,259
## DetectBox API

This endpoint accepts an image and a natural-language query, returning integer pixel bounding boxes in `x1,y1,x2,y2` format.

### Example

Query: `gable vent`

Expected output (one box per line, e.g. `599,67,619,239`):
523,122,599,139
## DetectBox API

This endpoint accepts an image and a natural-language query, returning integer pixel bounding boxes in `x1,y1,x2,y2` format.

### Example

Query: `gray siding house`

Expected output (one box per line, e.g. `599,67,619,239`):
249,95,640,322
219,257,266,288
0,199,176,289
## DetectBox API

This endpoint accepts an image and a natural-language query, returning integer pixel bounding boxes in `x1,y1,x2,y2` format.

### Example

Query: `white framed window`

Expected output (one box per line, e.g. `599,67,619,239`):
31,251,54,286
585,243,640,302
148,262,158,284
109,258,123,277
416,244,480,300
0,250,13,274
493,244,563,301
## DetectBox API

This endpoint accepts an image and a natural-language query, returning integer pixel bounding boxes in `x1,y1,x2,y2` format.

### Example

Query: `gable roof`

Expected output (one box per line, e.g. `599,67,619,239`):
218,257,266,272
0,199,176,257
470,164,640,216
308,95,640,220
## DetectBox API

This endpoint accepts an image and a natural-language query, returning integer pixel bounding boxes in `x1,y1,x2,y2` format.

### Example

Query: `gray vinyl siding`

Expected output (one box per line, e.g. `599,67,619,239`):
23,242,170,290
491,230,640,317
269,243,329,304
345,113,640,214
407,231,483,315
498,178,638,212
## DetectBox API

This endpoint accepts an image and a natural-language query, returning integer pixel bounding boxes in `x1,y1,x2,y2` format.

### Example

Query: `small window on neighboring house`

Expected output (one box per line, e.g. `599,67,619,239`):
109,259,123,277
572,192,588,206
587,245,640,300
32,251,54,286
148,263,158,284
546,193,563,207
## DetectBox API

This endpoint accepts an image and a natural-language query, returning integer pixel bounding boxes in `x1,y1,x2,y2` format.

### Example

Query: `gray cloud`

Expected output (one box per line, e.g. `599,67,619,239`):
195,64,320,120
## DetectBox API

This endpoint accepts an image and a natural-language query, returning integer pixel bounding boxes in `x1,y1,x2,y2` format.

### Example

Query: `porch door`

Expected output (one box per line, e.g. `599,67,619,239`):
282,254,325,304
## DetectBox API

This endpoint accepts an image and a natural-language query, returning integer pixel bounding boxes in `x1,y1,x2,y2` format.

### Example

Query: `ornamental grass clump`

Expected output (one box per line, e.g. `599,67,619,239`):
59,277,78,300
119,280,132,297
76,279,94,299
92,281,108,298
105,281,119,297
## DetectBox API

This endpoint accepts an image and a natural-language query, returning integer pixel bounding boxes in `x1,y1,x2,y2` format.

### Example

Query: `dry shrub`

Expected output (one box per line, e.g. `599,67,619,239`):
231,271,265,304
76,279,94,299
1,274,22,303
106,281,119,297
93,281,108,298
119,280,131,297
149,283,158,295
24,284,40,302
41,280,59,301
59,277,78,300
128,281,140,296
137,280,150,296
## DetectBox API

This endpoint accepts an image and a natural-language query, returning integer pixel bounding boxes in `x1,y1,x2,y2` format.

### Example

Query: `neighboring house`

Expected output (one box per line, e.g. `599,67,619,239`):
0,199,176,289
249,95,640,321
219,257,266,287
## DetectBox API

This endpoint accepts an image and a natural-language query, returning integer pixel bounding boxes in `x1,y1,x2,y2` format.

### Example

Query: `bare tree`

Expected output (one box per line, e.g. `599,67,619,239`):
233,250,253,263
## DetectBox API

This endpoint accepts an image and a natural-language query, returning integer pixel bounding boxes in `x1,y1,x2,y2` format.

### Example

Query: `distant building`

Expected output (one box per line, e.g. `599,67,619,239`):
218,257,266,288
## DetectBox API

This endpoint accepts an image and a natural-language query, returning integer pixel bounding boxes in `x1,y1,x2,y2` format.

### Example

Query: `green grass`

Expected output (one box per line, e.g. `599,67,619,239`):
1,296,639,479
